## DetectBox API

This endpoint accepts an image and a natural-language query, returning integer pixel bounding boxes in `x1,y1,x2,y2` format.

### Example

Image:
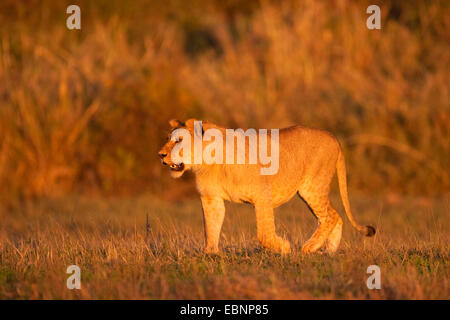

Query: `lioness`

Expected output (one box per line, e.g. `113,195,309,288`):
158,119,375,254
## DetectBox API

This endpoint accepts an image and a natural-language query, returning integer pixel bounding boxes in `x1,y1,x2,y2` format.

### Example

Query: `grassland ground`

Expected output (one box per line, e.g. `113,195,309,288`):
0,193,448,299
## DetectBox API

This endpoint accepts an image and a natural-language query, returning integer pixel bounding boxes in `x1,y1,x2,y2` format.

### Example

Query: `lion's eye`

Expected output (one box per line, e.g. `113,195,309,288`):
171,136,181,143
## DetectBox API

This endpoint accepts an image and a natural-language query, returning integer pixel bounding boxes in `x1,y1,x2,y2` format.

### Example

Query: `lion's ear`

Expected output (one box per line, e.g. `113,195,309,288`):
169,119,184,128
185,119,204,136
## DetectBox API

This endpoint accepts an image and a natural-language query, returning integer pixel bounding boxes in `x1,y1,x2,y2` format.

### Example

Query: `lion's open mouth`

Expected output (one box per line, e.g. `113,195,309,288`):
169,163,185,172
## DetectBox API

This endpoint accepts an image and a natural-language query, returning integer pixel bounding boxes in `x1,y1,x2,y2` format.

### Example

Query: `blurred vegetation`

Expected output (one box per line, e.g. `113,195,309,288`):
0,0,449,205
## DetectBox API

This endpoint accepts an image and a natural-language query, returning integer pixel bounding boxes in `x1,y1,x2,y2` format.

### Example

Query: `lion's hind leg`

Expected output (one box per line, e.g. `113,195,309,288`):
325,204,343,254
300,195,339,254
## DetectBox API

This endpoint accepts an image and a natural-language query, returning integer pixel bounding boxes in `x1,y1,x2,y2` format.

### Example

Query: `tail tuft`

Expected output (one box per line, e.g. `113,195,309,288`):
364,225,376,237
336,150,376,238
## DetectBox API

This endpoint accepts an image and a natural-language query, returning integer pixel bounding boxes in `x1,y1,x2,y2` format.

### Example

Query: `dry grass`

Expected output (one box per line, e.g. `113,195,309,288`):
0,194,448,299
0,0,448,301
0,0,449,204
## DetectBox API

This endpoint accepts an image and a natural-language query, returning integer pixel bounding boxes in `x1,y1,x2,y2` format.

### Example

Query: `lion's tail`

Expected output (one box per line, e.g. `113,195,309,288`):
336,150,376,237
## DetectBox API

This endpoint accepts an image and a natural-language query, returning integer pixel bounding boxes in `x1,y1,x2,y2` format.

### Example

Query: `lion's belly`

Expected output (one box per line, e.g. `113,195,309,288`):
197,162,301,207
221,186,252,204
221,180,297,207
270,190,298,208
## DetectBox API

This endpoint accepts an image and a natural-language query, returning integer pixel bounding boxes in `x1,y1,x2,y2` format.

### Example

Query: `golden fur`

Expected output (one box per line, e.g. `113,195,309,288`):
158,119,375,254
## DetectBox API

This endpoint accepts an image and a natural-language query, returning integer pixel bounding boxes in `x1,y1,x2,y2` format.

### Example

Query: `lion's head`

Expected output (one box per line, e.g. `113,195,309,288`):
158,118,207,178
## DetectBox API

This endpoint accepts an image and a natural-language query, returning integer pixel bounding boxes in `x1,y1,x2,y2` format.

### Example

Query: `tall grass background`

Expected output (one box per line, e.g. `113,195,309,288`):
0,0,449,206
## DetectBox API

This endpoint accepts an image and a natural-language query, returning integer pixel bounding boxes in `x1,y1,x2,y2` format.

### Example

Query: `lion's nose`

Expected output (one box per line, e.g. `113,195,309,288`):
158,152,167,159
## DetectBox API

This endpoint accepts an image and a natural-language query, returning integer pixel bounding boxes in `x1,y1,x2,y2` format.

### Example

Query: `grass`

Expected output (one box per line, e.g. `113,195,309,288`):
0,194,448,299
0,0,448,300
0,0,449,203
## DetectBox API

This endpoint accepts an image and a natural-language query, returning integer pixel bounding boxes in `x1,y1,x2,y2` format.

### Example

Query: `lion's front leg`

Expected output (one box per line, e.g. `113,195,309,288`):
254,202,291,254
201,197,225,254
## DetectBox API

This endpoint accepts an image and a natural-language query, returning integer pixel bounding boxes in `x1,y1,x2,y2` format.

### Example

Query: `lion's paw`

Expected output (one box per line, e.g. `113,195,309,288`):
301,241,321,254
278,239,291,255
205,245,219,255
271,237,291,255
